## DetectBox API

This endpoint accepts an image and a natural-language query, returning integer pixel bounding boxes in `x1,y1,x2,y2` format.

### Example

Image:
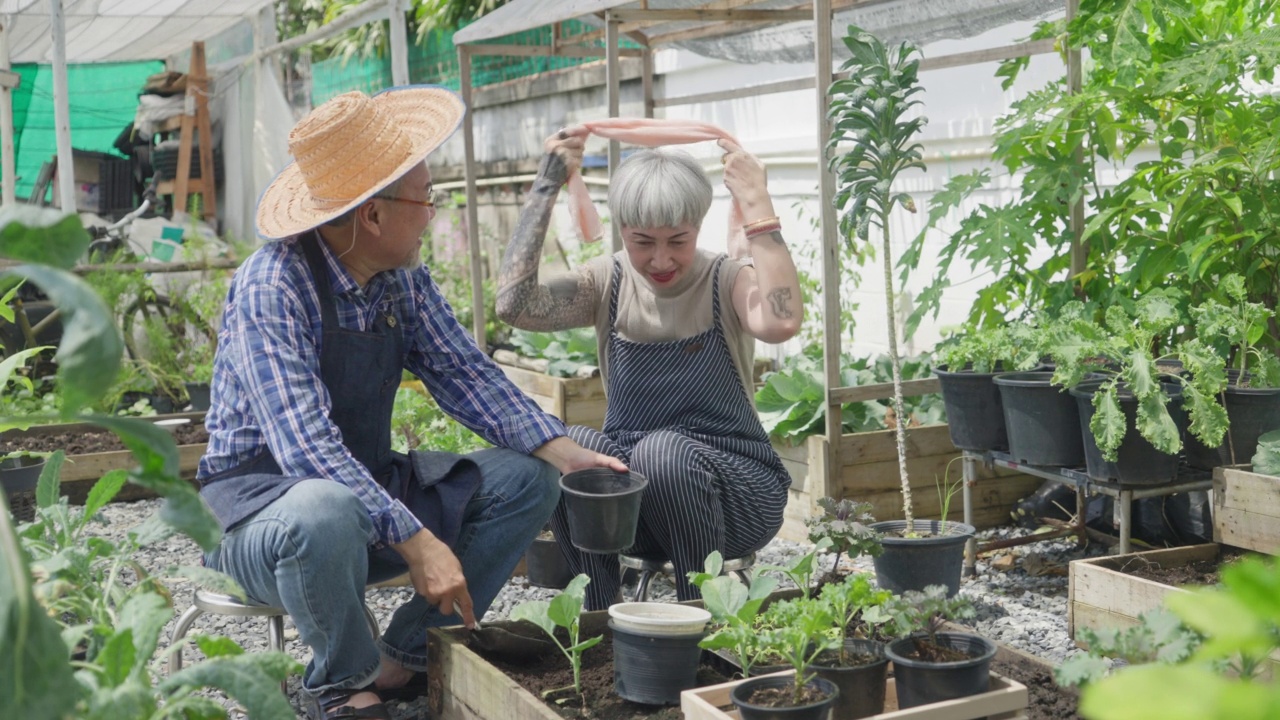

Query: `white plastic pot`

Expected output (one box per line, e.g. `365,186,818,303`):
607,602,711,636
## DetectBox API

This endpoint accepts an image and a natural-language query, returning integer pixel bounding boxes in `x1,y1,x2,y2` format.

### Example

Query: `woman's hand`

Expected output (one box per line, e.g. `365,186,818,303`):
719,138,775,222
544,124,589,180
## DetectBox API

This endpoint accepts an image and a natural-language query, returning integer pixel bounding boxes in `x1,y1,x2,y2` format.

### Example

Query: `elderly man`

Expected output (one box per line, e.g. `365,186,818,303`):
196,85,625,720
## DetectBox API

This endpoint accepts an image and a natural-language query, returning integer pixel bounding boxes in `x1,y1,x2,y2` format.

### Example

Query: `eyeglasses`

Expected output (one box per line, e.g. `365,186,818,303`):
374,193,436,209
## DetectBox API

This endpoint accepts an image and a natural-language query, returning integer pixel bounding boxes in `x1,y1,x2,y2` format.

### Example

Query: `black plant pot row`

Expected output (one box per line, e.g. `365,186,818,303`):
936,366,1280,484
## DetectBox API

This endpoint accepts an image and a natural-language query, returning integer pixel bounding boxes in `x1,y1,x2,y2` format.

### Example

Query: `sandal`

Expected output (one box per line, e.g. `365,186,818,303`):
304,686,392,720
378,671,431,701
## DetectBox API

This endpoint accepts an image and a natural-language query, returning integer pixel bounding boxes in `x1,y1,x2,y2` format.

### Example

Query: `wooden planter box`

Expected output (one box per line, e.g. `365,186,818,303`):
1213,465,1280,555
774,425,1041,543
498,363,606,430
2,413,206,504
1068,543,1221,641
681,671,1027,720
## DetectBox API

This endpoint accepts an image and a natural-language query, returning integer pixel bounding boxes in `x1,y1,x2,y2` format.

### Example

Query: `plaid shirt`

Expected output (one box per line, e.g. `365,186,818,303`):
198,234,566,545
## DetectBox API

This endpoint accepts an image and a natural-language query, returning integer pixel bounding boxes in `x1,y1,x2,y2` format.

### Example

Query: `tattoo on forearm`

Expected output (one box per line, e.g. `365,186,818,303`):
495,154,596,330
767,288,794,319
767,230,788,248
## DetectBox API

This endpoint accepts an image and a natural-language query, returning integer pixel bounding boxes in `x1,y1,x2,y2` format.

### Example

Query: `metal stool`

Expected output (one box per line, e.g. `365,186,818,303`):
619,551,756,602
169,589,380,692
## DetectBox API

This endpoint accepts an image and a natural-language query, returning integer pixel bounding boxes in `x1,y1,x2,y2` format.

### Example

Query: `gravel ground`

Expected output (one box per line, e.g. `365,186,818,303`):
83,498,1106,719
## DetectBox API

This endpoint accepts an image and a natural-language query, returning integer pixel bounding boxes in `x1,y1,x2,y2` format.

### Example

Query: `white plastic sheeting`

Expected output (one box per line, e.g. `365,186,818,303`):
2,0,275,64
455,0,1061,63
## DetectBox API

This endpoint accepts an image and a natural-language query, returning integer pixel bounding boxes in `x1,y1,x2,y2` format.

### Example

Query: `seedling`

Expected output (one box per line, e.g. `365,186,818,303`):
937,456,963,535
755,598,840,705
1056,608,1204,689
762,536,833,597
817,572,892,663
805,497,882,575
690,551,779,677
885,585,975,650
511,573,602,699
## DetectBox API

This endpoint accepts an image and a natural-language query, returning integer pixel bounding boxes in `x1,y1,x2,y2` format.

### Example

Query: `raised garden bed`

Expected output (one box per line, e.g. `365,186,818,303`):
775,425,1041,543
0,413,207,504
1213,465,1280,555
497,362,606,431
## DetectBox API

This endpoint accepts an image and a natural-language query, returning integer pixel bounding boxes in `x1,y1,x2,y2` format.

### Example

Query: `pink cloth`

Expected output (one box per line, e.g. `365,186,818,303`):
566,118,750,258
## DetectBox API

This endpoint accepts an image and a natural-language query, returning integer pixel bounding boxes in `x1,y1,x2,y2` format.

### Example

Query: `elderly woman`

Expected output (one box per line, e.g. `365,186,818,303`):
496,127,803,610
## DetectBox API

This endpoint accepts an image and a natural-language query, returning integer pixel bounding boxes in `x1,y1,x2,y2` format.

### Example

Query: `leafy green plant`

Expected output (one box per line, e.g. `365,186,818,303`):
391,385,489,455
827,25,928,530
805,497,882,576
690,550,780,677
934,322,1044,375
1044,294,1229,460
511,573,602,698
1253,429,1280,476
1075,555,1280,720
936,456,963,534
0,206,295,718
763,537,833,598
508,327,599,378
884,584,976,649
1192,274,1280,389
816,572,893,661
756,351,945,445
905,2,1280,342
754,597,840,705
1056,608,1204,689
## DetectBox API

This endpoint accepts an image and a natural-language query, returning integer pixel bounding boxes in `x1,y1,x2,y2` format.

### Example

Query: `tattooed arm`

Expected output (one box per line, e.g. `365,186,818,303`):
496,127,599,331
721,139,804,343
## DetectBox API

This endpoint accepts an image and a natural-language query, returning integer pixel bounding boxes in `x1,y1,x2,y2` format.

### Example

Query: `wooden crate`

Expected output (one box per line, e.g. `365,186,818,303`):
681,671,1027,720
1067,543,1220,641
775,425,1041,543
497,363,606,430
1213,465,1280,555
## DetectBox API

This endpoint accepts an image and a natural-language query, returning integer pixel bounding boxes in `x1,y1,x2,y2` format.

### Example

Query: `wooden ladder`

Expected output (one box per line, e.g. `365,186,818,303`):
165,41,217,225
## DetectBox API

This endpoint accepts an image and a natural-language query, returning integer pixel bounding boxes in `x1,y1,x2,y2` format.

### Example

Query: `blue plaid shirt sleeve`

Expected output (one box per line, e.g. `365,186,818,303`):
402,269,567,452
224,279,423,545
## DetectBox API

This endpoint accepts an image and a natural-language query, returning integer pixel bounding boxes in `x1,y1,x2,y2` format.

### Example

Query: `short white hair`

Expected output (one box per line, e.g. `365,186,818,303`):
608,149,712,229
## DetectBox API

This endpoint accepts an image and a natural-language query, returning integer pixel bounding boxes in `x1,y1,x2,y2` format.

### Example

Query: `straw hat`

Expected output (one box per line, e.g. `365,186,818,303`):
256,85,465,239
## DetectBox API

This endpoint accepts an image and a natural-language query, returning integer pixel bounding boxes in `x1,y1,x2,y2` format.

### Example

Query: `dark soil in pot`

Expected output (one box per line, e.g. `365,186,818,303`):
990,655,1082,720
0,425,209,455
458,626,732,720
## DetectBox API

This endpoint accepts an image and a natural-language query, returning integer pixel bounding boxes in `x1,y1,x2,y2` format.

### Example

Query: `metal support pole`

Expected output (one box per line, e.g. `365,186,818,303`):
1075,486,1088,547
1117,489,1132,555
0,18,15,207
389,0,410,85
460,48,486,351
605,12,622,252
48,0,76,214
962,453,977,576
641,47,654,119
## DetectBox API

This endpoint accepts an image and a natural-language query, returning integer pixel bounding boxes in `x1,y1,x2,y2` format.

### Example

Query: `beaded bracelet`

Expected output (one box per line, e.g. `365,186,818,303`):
744,220,782,238
741,215,780,232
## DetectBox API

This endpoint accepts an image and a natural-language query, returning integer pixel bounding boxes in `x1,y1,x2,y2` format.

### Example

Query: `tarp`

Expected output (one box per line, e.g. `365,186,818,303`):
2,0,276,64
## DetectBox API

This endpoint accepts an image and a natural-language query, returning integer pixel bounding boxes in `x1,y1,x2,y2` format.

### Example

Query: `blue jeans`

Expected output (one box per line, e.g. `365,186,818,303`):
204,448,559,694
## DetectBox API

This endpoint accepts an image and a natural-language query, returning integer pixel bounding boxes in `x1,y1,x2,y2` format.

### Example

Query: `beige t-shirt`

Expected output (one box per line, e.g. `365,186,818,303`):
580,249,756,401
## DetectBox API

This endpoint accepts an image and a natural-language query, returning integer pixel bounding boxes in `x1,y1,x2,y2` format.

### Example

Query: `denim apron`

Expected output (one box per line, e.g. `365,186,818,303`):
199,233,479,549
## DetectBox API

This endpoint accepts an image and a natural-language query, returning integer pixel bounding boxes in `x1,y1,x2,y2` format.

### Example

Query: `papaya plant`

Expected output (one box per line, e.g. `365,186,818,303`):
827,25,928,530
0,206,298,719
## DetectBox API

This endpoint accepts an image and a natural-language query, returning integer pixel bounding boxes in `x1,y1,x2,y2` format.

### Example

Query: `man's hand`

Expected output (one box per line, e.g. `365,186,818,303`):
534,435,628,475
391,529,476,628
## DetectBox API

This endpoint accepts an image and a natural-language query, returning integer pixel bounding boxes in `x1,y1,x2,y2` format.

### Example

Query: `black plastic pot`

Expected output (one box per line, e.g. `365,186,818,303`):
730,675,839,720
524,534,574,589
1070,380,1186,485
992,371,1085,466
869,520,974,598
184,382,211,411
609,621,704,705
810,639,888,720
117,391,177,415
934,365,1008,453
1,456,45,523
1185,372,1280,469
884,632,997,709
559,469,647,553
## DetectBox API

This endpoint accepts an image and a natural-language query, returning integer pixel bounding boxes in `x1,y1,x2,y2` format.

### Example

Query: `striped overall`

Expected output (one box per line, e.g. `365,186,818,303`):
550,256,791,610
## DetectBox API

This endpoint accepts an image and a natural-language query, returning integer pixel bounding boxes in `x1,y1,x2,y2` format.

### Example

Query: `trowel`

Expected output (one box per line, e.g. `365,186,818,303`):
454,601,557,662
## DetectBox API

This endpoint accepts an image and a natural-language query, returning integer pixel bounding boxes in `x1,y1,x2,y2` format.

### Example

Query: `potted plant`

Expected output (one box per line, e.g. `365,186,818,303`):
1047,294,1229,484
729,597,841,720
933,322,1042,453
1186,273,1280,469
510,573,603,702
882,585,997,709
809,573,893,719
828,26,975,595
691,550,780,678
804,496,882,585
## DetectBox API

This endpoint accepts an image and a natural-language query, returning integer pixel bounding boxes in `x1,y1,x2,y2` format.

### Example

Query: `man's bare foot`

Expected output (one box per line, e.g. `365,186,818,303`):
374,655,414,691
339,690,383,709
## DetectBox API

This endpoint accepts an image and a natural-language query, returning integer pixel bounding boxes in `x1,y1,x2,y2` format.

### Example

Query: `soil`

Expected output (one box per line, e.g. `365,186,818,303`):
469,628,733,720
992,655,1082,720
1117,548,1247,587
0,424,209,455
